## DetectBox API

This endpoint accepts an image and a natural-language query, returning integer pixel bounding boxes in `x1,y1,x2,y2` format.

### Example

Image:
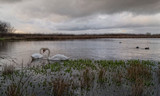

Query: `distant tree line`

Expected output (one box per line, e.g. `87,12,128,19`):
0,21,15,33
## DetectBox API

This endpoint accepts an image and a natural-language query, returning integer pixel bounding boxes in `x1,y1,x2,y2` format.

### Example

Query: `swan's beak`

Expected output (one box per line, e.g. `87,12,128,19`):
43,49,46,53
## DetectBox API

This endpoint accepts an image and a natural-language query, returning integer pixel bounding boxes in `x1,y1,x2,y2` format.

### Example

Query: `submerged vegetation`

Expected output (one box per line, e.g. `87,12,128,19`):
0,59,159,96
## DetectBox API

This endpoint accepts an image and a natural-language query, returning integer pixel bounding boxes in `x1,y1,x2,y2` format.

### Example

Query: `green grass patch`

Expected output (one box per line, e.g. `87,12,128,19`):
0,38,5,41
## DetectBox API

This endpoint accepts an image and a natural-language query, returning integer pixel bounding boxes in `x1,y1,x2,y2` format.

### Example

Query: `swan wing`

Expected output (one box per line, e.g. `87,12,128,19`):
31,53,43,59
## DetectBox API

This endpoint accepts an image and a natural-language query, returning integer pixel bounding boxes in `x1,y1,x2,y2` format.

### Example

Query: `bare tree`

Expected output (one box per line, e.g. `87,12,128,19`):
0,21,16,33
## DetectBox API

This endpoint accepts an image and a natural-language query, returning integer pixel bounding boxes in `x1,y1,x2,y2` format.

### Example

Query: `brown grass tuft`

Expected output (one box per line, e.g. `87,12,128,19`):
80,68,94,90
52,77,71,96
127,63,151,82
98,68,106,84
131,78,144,96
2,64,15,75
112,71,123,86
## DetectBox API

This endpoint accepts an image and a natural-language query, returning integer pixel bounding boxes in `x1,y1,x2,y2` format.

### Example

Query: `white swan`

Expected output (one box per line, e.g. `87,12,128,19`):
31,48,50,59
42,48,69,61
31,53,43,59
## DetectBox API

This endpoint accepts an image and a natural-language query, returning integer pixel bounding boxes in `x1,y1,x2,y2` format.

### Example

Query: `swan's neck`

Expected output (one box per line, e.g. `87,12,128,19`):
40,48,50,57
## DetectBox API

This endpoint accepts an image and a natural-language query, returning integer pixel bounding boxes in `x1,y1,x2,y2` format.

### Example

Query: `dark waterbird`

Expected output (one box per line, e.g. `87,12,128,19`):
145,47,149,50
136,46,139,49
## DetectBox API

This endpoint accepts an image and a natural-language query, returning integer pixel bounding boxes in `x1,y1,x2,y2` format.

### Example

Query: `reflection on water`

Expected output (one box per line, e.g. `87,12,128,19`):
0,38,160,66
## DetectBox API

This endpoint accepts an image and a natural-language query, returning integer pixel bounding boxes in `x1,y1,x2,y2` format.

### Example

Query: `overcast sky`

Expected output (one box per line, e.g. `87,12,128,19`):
0,0,160,34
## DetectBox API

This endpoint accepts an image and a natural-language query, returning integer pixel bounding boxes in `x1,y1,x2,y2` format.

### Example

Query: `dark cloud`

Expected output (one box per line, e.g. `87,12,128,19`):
0,0,22,3
10,0,160,19
1,0,160,33
27,0,160,18
54,13,160,31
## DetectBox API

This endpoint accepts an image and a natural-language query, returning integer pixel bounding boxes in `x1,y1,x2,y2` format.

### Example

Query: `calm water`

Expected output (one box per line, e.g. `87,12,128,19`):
0,38,160,66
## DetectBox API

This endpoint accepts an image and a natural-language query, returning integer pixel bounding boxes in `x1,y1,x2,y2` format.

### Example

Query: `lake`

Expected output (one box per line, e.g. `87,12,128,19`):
0,38,160,66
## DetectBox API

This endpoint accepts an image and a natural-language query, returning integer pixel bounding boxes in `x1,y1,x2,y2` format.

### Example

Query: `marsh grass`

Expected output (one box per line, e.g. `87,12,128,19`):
157,65,160,83
2,64,15,75
51,77,72,96
0,59,157,96
127,63,152,82
0,59,36,96
0,38,5,41
97,68,106,84
4,71,34,96
112,71,123,86
80,68,95,90
126,63,153,96
131,78,144,96
6,83,21,96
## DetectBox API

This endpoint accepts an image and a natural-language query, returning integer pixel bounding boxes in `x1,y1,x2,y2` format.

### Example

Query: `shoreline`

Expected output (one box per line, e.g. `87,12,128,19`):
1,33,160,41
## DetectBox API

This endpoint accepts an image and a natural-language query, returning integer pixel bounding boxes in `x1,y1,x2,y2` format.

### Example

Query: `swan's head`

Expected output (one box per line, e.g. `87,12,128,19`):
40,48,50,57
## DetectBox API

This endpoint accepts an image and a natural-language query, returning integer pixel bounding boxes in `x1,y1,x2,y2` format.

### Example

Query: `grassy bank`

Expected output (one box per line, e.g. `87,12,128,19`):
1,33,160,41
0,38,5,41
0,59,159,96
